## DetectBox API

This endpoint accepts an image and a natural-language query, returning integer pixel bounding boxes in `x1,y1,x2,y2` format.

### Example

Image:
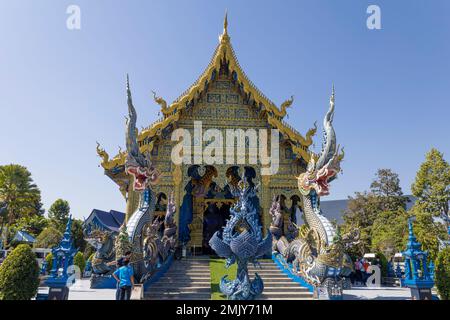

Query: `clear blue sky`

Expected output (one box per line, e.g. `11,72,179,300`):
0,1,449,220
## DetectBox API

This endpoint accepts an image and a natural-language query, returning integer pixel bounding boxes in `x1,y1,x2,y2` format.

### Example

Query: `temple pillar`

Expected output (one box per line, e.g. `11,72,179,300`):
172,164,183,233
261,175,271,237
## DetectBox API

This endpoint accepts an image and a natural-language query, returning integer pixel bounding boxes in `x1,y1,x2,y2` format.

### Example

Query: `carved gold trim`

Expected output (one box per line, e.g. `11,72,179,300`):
98,17,316,170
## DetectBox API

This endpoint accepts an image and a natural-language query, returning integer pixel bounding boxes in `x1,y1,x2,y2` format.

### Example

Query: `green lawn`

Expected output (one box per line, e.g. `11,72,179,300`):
210,258,237,300
209,258,272,300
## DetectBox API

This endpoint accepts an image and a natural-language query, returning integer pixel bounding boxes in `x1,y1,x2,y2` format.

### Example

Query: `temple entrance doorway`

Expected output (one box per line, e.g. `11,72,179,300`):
201,201,233,255
181,165,259,255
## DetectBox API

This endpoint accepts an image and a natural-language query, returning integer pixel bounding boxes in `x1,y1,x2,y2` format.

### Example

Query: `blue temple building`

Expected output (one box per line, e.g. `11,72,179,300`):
83,209,125,234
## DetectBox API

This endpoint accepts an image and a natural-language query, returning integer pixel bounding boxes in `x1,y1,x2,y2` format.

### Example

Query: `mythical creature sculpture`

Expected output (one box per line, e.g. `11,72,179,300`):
269,197,283,242
163,193,177,240
271,87,353,297
96,142,110,163
115,223,133,259
85,229,116,275
141,193,177,282
279,95,294,118
209,177,272,300
124,76,176,283
126,75,160,191
151,90,168,114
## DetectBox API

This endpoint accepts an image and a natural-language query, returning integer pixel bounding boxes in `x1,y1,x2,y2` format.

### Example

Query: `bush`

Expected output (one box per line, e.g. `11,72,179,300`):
45,253,53,273
0,244,40,300
436,247,450,300
376,252,389,277
83,243,95,261
73,251,85,274
34,227,62,249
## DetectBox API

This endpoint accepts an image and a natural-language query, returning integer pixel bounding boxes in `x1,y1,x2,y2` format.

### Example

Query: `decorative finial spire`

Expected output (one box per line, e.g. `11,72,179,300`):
220,10,230,43
224,10,228,35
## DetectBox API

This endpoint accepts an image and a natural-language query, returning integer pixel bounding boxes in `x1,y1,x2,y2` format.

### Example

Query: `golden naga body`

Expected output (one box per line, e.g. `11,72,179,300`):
279,95,294,118
96,142,109,163
152,91,169,115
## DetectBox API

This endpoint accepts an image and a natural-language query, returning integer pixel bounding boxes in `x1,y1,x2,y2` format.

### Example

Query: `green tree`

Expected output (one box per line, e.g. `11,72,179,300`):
45,253,53,273
435,247,450,300
71,219,86,253
0,165,43,247
0,244,40,300
371,209,409,257
408,149,449,261
410,209,447,261
48,199,70,231
370,169,409,211
83,243,95,261
411,148,449,223
340,169,409,258
341,192,379,257
10,215,48,239
34,227,62,249
73,251,86,274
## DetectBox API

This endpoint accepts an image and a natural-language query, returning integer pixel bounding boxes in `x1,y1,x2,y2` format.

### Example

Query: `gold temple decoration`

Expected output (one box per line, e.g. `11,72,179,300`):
152,90,169,116
97,13,317,170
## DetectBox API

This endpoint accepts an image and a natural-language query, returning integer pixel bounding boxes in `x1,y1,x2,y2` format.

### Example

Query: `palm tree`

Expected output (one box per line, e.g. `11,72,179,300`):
0,164,42,247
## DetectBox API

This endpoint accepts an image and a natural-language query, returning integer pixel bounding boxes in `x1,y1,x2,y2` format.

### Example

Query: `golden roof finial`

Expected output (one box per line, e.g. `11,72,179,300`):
224,10,228,35
220,10,230,43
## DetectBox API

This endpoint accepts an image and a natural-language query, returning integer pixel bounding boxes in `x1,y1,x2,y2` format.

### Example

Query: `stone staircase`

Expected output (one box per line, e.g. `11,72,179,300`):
248,261,314,300
145,258,313,300
145,257,211,300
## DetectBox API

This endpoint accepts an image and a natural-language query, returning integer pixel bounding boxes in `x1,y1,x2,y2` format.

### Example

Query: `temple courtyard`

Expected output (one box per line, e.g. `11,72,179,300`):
37,279,417,300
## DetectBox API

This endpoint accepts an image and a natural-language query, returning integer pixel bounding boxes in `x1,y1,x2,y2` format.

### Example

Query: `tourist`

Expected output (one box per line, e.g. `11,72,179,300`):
109,251,132,300
113,258,135,300
354,259,363,285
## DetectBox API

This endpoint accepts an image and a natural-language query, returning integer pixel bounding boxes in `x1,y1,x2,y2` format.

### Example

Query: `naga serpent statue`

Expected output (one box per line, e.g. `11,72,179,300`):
125,75,160,191
141,193,177,281
271,87,355,298
124,75,177,283
85,229,116,275
209,177,272,300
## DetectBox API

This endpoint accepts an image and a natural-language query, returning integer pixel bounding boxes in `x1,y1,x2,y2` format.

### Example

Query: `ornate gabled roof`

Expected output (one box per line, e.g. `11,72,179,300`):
98,14,317,170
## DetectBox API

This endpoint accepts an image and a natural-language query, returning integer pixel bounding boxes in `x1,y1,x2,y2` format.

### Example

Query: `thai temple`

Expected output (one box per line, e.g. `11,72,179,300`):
96,14,317,255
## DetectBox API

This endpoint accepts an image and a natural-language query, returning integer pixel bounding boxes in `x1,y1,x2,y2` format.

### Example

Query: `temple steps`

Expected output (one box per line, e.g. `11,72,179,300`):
145,257,211,300
250,260,314,300
145,258,314,300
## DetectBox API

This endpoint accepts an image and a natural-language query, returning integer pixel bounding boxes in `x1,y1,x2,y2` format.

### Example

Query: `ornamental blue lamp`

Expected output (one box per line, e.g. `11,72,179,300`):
401,217,434,300
45,215,78,300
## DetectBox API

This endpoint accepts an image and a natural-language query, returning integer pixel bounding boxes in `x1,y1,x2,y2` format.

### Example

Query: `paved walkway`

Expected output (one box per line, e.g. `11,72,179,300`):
38,278,418,300
344,286,411,300
38,279,116,300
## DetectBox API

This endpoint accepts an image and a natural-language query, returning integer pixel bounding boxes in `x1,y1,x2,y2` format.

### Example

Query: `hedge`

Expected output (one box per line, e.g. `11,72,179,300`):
0,244,40,300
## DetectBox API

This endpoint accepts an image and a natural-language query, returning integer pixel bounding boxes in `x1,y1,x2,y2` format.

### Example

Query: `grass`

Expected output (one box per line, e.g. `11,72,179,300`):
209,258,273,299
210,258,237,300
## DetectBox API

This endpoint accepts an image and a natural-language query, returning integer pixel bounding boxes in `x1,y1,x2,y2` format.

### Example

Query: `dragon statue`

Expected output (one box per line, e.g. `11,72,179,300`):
279,95,294,118
125,76,160,191
141,193,177,282
271,87,355,299
85,228,116,276
123,75,176,283
209,176,272,300
96,142,110,163
151,90,168,115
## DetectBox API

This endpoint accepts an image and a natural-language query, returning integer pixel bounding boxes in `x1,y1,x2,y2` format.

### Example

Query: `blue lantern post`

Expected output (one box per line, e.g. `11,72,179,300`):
45,216,78,300
401,217,434,300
